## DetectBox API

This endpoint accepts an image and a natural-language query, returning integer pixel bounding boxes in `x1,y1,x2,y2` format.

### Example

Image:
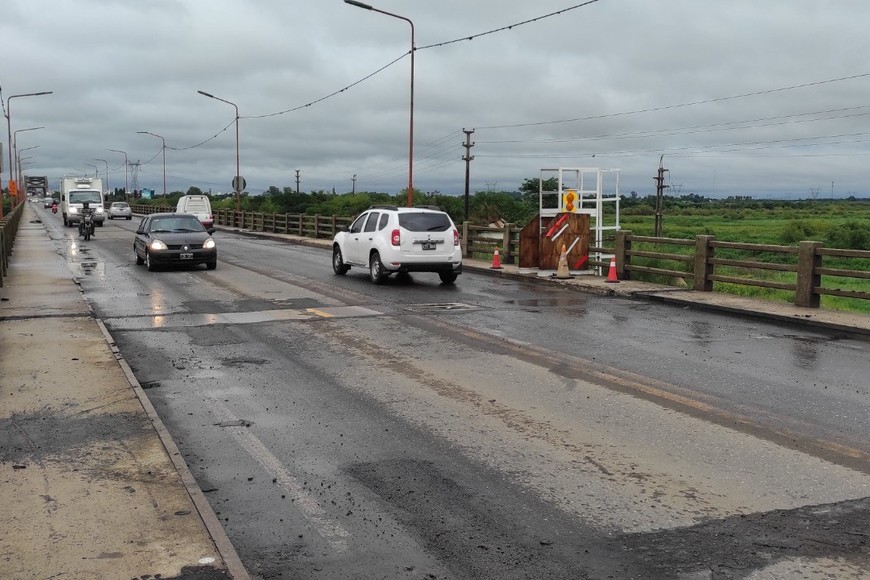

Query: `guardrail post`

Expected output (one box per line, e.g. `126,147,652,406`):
461,221,469,258
796,240,822,308
694,235,715,291
614,230,630,280
502,223,515,264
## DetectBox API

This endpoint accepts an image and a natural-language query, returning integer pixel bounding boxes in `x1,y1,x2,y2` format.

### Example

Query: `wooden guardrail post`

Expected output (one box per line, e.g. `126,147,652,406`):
502,223,514,264
694,235,715,291
461,221,469,257
796,241,822,308
614,230,630,280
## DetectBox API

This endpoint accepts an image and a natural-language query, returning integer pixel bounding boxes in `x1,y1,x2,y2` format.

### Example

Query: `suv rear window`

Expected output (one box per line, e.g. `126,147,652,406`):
398,212,451,232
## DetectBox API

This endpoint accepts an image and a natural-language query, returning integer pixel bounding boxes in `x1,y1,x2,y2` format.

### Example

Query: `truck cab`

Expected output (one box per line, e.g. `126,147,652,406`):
61,178,106,227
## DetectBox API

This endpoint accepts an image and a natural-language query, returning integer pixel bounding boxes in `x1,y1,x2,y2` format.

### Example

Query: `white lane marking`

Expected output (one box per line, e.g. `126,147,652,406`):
207,397,350,552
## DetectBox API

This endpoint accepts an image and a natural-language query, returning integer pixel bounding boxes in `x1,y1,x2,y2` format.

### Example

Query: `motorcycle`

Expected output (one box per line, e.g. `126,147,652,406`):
78,203,95,241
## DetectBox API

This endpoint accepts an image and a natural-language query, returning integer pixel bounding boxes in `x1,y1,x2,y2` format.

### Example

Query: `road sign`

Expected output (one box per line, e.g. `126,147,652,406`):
232,176,246,192
8,180,17,196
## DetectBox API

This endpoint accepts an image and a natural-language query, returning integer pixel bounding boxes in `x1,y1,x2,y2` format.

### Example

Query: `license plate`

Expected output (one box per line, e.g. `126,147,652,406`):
180,252,193,259
421,242,436,250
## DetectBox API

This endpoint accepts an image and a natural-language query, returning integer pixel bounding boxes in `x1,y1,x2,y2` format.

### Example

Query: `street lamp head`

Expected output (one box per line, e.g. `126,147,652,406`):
344,0,373,9
197,90,215,98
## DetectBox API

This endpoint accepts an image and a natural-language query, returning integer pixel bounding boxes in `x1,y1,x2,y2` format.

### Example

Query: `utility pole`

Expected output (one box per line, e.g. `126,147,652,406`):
295,169,301,194
462,128,474,221
352,174,357,194
653,155,669,237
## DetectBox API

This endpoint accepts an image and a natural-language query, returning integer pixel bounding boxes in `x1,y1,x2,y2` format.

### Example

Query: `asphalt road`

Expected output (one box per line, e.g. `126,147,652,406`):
39,206,870,579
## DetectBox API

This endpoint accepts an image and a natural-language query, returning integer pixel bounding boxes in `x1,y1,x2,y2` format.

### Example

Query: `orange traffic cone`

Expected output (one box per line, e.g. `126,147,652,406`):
605,256,619,283
490,248,503,269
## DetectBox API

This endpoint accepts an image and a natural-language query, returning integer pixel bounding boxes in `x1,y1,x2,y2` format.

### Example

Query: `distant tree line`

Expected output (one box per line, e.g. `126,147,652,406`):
129,179,869,250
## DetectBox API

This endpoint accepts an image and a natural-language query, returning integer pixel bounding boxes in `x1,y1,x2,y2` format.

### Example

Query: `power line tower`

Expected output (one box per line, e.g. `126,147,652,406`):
462,128,474,220
295,169,301,194
129,161,141,195
653,155,669,237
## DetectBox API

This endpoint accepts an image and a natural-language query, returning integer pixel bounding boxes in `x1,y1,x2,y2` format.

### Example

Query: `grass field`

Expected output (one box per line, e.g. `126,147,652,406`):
614,200,870,313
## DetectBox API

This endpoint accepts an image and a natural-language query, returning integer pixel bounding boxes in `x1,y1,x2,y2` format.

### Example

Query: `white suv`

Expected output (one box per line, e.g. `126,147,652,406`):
332,205,462,284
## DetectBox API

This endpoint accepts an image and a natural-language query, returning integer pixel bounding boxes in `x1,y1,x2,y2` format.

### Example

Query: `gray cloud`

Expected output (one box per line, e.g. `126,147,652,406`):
3,0,869,199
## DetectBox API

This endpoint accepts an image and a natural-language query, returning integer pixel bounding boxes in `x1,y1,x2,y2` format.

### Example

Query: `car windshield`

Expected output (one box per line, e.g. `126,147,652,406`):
149,216,205,233
70,191,101,204
398,212,451,232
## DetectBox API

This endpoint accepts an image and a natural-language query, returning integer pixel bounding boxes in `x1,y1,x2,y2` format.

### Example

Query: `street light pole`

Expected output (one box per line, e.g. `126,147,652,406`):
344,0,415,207
3,89,52,215
107,149,128,200
13,126,43,185
94,158,109,196
85,163,98,178
137,131,166,198
197,90,241,212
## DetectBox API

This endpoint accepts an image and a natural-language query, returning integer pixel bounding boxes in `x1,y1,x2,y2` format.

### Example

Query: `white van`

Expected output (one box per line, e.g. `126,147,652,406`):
175,195,213,228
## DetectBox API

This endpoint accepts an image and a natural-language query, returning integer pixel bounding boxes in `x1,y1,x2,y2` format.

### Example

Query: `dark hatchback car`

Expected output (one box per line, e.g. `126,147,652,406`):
134,213,217,271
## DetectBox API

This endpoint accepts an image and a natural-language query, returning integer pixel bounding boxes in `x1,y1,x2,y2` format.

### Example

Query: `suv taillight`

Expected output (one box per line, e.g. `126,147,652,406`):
391,229,401,246
453,228,460,246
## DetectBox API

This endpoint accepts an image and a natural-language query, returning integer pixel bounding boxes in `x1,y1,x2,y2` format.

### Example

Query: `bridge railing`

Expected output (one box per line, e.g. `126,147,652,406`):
0,203,25,287
608,231,870,308
129,204,869,309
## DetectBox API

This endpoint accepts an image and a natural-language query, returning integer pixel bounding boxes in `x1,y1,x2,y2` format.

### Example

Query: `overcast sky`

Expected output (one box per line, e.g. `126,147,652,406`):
3,0,870,200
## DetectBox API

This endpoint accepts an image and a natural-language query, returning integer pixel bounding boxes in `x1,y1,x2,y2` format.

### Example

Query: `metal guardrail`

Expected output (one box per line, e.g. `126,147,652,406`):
0,203,25,287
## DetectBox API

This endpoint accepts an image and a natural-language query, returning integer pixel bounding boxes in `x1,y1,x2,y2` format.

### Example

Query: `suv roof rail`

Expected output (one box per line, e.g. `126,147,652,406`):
413,205,442,211
368,204,398,211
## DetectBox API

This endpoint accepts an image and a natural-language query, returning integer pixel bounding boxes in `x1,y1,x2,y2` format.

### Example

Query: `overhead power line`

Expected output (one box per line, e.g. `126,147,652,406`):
476,72,870,130
242,1,602,121
417,0,600,50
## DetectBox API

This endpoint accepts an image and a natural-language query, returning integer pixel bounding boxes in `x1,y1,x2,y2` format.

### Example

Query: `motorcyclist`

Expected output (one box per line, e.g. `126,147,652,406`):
51,200,58,214
79,201,95,239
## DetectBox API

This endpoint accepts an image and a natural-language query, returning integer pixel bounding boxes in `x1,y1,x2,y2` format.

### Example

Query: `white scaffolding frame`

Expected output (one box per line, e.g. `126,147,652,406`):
539,167,621,272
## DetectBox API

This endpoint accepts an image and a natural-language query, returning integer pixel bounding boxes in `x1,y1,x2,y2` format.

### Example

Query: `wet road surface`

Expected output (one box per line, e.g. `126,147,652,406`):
39,208,870,579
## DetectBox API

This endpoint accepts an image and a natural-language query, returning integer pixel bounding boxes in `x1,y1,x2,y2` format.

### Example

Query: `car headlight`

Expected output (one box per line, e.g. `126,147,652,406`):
203,238,216,249
96,208,104,214
149,240,167,251
69,207,78,214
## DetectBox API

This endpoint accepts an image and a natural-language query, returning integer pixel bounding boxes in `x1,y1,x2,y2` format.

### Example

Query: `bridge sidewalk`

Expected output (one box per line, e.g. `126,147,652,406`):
0,203,248,579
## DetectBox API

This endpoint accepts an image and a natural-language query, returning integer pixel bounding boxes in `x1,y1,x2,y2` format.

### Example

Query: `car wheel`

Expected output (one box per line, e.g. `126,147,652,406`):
206,260,217,270
439,271,458,285
369,251,387,284
145,251,157,272
332,245,350,275
135,251,144,265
